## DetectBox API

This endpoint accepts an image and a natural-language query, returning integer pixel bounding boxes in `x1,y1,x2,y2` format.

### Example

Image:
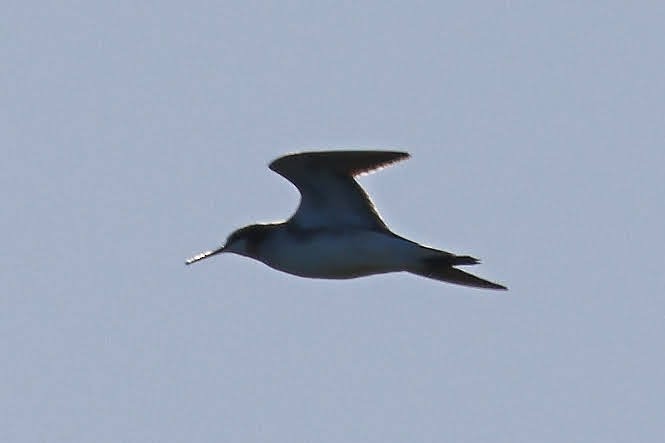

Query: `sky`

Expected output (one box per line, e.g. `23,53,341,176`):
3,2,664,442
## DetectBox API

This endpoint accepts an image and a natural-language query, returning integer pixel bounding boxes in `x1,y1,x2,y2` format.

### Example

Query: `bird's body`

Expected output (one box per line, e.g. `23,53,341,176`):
257,226,419,279
186,150,507,290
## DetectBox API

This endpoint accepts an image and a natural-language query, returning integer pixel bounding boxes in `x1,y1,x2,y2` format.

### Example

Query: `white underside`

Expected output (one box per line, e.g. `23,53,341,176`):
256,230,424,279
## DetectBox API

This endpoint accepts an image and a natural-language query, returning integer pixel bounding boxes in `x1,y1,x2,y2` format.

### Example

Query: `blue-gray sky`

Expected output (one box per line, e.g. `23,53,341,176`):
4,2,664,442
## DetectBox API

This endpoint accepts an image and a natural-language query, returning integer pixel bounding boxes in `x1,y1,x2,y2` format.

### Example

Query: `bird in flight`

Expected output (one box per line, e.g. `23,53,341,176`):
186,150,506,290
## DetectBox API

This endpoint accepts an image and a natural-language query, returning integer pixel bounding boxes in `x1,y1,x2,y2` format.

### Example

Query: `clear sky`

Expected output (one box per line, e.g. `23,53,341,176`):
4,2,664,442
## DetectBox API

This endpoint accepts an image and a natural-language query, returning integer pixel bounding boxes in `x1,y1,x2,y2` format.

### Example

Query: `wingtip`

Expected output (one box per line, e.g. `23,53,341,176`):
269,149,411,177
411,264,508,291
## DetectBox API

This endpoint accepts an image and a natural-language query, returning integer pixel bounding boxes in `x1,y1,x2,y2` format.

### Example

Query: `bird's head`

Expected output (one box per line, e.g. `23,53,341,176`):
185,223,277,265
222,224,274,258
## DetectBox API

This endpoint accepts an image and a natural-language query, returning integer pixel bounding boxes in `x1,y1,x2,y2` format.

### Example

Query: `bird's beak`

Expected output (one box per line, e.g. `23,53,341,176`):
185,245,225,265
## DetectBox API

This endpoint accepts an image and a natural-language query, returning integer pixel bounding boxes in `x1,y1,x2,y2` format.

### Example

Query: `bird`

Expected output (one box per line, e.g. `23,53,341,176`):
186,150,507,290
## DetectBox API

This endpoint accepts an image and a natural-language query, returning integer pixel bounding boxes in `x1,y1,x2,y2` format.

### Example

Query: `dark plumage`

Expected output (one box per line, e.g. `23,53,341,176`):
186,150,507,290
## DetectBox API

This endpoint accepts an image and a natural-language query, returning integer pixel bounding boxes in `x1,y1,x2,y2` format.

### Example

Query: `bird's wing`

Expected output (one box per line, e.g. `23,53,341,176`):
269,150,410,231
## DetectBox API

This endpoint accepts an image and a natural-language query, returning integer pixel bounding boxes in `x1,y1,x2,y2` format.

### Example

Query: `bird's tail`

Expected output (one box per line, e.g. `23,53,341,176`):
409,255,507,290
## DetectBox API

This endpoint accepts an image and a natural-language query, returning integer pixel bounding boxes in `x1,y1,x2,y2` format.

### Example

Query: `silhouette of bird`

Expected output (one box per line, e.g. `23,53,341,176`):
186,150,506,290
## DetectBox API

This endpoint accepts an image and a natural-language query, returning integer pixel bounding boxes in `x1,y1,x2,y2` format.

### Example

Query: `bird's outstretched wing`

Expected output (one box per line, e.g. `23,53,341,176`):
269,150,409,231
